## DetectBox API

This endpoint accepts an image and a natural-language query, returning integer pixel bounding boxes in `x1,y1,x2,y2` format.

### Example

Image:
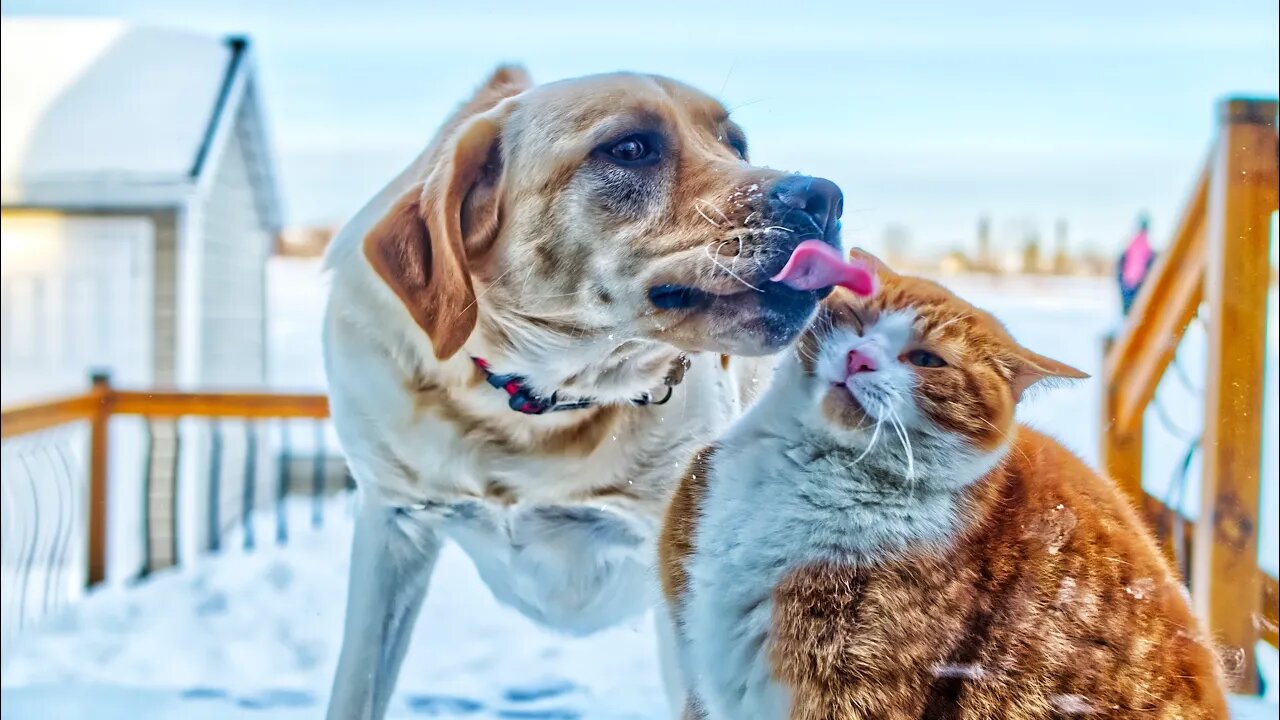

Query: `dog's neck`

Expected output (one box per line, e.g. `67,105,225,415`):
466,306,684,407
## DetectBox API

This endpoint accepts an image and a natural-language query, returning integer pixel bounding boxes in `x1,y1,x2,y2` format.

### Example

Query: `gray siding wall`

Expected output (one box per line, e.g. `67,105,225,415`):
147,211,179,569
151,212,178,385
145,106,274,570
197,105,269,387
194,105,274,554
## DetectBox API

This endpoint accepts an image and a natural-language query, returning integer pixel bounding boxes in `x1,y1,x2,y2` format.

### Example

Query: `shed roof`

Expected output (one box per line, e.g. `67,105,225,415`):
1,19,281,228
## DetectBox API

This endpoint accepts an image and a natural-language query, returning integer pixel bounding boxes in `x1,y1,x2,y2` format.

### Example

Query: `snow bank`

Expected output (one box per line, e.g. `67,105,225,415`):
2,496,668,718
1,496,1275,717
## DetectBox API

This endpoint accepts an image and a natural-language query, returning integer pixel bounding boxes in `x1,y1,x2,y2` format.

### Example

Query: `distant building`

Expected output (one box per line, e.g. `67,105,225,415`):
975,216,994,272
1,20,282,401
881,224,913,268
938,249,973,275
1020,235,1038,273
1077,244,1115,276
1052,218,1072,274
276,225,336,258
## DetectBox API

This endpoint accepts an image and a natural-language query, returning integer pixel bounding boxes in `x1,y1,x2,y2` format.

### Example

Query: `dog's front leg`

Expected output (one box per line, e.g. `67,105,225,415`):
327,500,441,720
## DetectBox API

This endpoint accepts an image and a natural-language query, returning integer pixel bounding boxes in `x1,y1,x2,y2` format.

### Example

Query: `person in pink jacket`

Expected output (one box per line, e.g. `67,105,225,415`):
1117,213,1155,316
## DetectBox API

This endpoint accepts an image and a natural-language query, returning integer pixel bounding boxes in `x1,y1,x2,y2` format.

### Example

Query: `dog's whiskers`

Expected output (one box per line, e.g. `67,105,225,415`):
694,204,723,229
460,264,520,317
526,290,581,300
517,262,540,301
703,244,762,293
693,198,731,229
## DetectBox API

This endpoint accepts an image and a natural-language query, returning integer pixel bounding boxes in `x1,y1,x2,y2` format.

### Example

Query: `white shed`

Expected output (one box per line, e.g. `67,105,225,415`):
1,19,282,404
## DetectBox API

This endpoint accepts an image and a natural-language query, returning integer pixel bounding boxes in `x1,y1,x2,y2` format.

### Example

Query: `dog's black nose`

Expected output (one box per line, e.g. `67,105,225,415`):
770,175,843,239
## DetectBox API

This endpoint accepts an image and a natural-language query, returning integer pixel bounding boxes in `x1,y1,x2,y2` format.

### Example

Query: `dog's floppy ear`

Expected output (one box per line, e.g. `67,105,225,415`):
363,68,527,360
364,113,505,360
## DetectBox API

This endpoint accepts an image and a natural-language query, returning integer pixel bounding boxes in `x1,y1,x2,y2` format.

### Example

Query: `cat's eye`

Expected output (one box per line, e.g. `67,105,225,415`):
905,349,947,368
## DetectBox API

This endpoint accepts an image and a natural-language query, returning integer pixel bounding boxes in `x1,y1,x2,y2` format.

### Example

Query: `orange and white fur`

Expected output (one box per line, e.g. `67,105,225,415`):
660,255,1228,719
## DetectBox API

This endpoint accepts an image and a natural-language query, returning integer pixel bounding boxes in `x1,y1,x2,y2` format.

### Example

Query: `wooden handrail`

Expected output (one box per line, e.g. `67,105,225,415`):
1138,493,1280,649
1100,164,1210,503
111,390,329,419
0,391,102,439
1104,164,1210,433
2,376,330,588
1,386,329,434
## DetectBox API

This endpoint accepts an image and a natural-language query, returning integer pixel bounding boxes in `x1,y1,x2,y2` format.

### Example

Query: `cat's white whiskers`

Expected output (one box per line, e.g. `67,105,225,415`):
796,342,818,365
888,409,918,497
845,414,884,469
977,416,1032,466
896,411,916,481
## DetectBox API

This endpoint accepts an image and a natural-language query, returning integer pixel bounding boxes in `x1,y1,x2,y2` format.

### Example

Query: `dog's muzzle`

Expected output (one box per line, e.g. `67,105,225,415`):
647,173,845,312
767,174,844,252
754,173,846,305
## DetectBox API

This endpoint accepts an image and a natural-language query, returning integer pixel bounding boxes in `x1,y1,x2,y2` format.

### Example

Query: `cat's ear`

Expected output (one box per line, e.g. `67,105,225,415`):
1010,349,1089,402
848,247,896,278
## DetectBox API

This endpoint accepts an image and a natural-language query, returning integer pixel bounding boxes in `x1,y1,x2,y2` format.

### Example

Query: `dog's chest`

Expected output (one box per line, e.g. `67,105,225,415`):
335,346,746,632
417,381,739,634
418,492,654,634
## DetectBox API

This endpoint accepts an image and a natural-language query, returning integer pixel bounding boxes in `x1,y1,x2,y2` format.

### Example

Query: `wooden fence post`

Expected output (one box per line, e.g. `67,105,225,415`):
1193,97,1277,693
87,371,113,587
1100,335,1146,507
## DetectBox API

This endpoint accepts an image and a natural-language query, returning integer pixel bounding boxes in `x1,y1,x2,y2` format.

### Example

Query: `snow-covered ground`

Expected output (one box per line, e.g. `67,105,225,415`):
3,497,669,719
1,262,1277,717
1,496,1276,718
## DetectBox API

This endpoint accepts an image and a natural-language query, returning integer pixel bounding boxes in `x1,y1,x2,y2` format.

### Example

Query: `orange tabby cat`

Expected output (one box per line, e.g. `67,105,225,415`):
659,254,1228,719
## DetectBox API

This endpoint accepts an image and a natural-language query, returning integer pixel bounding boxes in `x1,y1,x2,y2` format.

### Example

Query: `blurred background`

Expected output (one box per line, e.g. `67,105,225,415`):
1,2,1277,718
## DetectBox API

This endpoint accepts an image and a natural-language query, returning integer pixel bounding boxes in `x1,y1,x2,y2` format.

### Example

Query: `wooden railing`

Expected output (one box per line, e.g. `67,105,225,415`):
1,373,330,586
1101,97,1278,692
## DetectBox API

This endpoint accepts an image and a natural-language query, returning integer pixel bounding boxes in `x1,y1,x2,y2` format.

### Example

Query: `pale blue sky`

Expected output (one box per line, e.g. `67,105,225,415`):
5,0,1278,255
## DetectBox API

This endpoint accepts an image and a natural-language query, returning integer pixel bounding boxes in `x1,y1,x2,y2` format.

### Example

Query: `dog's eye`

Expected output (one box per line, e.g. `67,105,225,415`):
905,349,947,369
602,134,660,166
720,127,748,161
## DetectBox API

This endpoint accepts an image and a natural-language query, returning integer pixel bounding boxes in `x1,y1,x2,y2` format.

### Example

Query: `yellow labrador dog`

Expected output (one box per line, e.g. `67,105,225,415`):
323,66,845,719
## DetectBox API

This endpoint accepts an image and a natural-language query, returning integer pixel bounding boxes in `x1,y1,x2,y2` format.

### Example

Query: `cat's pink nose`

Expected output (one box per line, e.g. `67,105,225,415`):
847,349,877,375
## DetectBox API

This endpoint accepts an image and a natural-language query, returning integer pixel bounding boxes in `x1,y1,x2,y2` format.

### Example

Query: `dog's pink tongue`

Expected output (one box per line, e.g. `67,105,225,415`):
771,240,877,296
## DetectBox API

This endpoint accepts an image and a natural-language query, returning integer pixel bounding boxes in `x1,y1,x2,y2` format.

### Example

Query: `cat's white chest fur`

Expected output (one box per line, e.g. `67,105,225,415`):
680,359,980,719
682,431,803,719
